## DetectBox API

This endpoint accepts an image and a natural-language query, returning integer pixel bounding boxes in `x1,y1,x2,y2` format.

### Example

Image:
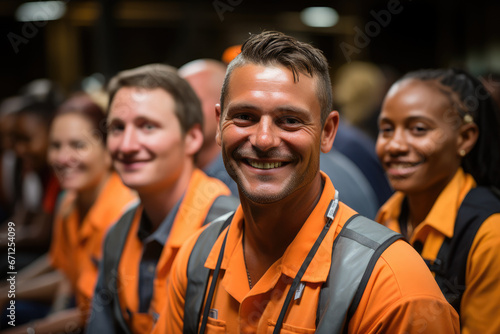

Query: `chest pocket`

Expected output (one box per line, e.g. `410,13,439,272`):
204,317,227,333
267,320,315,334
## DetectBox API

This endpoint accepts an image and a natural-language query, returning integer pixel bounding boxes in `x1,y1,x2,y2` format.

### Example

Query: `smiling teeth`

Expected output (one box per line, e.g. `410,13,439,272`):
390,163,416,169
249,161,283,169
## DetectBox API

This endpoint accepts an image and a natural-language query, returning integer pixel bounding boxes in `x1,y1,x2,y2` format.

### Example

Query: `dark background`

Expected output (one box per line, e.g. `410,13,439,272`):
1,0,500,97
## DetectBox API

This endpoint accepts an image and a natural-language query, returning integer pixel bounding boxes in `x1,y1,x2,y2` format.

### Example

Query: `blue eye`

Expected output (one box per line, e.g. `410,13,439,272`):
141,123,157,131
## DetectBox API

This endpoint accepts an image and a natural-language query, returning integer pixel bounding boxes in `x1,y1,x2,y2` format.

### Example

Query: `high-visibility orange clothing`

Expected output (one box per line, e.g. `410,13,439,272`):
115,169,232,333
154,172,459,334
377,168,500,334
50,172,137,316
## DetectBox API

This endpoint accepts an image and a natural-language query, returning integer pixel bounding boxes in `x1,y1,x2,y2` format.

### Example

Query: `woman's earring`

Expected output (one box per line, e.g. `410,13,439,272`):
459,149,466,157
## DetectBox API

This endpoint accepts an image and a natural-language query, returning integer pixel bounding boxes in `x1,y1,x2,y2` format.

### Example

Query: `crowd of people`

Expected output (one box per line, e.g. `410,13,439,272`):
0,30,499,334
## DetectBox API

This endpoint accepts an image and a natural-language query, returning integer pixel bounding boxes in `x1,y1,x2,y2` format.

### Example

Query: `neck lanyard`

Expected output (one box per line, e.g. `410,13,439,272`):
199,191,340,334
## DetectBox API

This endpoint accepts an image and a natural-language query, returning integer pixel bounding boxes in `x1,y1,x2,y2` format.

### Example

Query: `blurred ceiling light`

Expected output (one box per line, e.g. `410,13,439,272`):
300,7,339,28
16,1,67,22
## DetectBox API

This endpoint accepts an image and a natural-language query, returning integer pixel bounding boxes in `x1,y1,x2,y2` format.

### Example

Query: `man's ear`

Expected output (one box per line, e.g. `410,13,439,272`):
457,122,479,157
321,111,339,153
215,104,222,147
185,124,204,156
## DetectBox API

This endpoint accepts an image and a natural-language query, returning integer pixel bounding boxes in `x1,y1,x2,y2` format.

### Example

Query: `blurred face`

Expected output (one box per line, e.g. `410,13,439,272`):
48,113,111,192
14,113,49,172
376,79,462,196
217,64,337,204
107,87,197,194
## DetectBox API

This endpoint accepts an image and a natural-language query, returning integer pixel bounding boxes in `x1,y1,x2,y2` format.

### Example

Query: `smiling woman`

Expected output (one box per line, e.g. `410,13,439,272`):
48,96,110,194
0,92,137,334
375,68,500,333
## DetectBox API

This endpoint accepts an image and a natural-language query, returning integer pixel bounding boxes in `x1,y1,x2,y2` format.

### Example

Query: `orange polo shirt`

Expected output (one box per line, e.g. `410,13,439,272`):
154,172,459,333
377,168,500,334
50,172,137,316
117,168,232,333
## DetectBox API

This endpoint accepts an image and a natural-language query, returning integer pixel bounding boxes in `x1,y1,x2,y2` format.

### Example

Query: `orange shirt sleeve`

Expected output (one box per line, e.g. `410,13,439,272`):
48,193,75,277
461,213,500,334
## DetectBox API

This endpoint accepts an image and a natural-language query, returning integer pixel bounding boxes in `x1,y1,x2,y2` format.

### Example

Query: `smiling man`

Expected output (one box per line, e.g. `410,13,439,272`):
152,32,459,333
85,64,237,333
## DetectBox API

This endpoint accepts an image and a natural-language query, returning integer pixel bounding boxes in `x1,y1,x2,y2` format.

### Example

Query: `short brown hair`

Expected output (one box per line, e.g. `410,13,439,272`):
107,63,203,135
220,31,333,125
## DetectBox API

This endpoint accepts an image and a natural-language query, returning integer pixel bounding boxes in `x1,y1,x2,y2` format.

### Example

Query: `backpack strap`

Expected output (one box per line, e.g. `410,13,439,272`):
203,195,239,226
183,211,234,334
427,186,500,314
102,205,138,334
316,214,403,334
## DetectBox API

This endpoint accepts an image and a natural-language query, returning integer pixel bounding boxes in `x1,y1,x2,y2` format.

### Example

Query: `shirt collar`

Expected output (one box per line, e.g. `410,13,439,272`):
377,168,476,239
205,172,340,286
422,168,475,238
137,194,184,246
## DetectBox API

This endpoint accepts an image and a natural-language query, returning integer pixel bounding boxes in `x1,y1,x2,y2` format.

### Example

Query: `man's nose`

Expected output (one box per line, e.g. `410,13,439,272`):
118,126,140,154
249,117,280,152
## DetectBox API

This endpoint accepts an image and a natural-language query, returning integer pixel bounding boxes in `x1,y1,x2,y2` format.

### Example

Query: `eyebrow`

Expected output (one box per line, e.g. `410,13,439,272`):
106,117,121,126
378,115,437,124
226,102,311,116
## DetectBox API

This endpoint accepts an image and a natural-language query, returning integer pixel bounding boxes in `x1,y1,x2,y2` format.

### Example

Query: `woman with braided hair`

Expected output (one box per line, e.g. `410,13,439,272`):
376,68,500,333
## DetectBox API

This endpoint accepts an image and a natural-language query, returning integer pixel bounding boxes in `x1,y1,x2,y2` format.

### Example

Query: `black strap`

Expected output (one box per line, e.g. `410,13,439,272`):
428,186,500,314
273,217,333,333
184,212,233,334
102,205,138,334
199,228,230,334
273,197,339,334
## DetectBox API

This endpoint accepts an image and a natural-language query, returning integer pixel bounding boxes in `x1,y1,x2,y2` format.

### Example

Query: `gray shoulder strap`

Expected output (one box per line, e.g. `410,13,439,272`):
316,214,402,334
102,204,138,334
183,211,234,334
203,195,239,226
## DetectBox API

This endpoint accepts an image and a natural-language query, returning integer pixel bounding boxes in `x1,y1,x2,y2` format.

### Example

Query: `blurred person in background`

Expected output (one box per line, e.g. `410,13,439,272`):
376,68,500,333
329,61,394,207
86,64,237,333
0,79,64,273
333,61,386,141
179,59,238,196
0,96,24,222
0,92,137,333
0,101,59,274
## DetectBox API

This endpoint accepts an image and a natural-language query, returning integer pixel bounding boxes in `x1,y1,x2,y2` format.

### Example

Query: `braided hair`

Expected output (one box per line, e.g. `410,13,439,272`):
399,68,500,191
